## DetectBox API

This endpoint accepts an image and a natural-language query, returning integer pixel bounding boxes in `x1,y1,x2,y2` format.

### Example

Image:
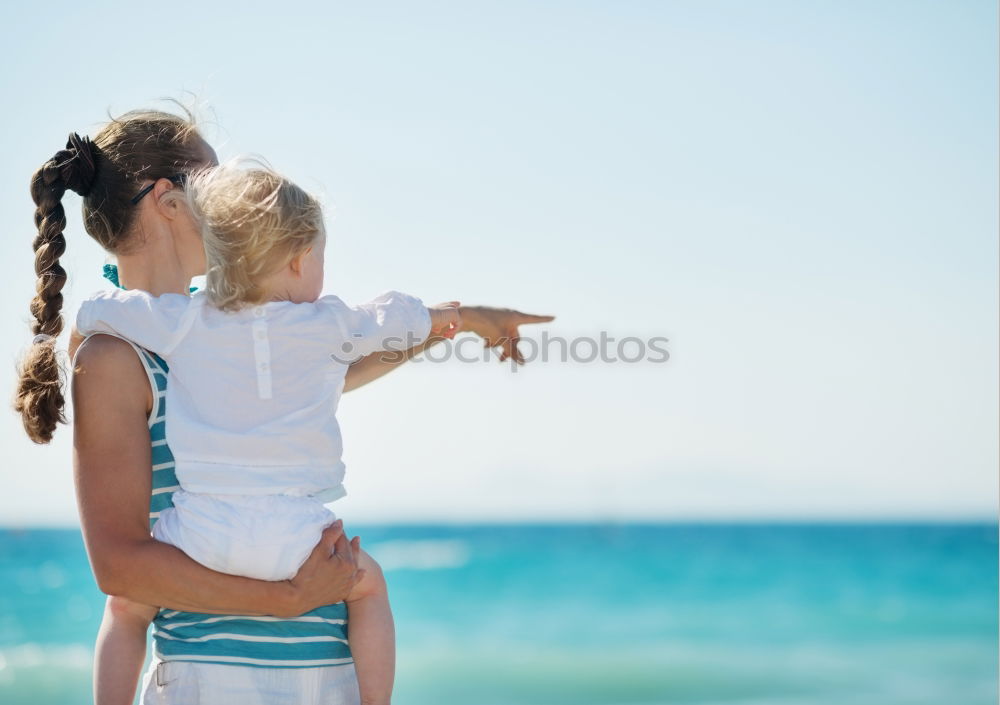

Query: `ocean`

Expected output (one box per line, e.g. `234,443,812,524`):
0,523,996,705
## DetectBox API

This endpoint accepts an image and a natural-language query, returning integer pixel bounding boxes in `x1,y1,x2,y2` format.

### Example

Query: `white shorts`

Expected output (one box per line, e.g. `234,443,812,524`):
140,658,360,705
152,490,336,581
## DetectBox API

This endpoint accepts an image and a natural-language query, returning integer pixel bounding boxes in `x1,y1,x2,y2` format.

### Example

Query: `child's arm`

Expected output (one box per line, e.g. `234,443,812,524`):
321,290,451,362
76,289,195,356
343,305,555,391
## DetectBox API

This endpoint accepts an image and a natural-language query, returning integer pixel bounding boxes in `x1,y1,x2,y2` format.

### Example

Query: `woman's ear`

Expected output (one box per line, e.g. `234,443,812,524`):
288,247,313,278
153,178,185,221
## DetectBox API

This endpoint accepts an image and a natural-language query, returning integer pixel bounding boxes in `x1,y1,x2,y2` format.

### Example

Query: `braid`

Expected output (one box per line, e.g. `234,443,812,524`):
30,161,69,337
15,154,76,443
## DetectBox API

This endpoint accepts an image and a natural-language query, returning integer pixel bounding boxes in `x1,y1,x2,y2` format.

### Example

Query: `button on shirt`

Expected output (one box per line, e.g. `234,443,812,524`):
77,289,432,500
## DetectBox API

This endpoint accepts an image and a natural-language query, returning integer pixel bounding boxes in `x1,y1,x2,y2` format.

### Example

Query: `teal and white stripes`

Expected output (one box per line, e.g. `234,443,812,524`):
145,350,177,526
153,607,353,667
136,348,353,668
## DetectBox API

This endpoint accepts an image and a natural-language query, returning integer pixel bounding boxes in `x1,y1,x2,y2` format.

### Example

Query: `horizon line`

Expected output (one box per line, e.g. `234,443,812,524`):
2,516,997,530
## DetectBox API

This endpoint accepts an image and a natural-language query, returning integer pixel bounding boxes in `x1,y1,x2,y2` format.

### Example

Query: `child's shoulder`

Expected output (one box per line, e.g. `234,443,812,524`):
85,288,197,306
315,294,348,308
83,287,144,303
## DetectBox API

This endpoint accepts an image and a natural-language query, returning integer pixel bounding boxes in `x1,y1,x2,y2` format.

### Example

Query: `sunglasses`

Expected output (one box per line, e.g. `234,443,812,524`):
130,174,187,205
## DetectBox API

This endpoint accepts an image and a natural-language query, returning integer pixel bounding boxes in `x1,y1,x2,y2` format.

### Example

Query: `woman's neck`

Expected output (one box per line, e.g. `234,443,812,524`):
114,229,193,296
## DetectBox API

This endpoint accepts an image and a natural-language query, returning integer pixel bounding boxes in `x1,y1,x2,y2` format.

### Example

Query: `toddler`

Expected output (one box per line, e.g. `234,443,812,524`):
76,164,460,705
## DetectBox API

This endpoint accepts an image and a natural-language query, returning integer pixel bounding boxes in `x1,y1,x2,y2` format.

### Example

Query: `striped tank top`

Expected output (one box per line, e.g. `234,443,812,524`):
132,342,354,668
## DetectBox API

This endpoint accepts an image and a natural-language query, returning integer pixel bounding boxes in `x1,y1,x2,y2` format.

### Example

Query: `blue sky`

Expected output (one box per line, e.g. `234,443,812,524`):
0,0,996,524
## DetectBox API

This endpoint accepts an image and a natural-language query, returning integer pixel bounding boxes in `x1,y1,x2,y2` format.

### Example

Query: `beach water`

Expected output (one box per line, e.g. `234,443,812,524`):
1,523,996,705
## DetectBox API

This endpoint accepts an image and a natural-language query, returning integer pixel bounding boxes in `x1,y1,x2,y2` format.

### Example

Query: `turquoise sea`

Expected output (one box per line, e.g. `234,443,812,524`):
1,523,997,705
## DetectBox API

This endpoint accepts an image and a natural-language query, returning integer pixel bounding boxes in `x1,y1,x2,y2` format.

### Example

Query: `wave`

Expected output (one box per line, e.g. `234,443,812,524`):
393,641,1000,705
0,644,93,705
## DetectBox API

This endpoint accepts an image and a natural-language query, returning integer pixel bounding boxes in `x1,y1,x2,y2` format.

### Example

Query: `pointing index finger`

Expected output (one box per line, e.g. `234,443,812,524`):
515,312,555,324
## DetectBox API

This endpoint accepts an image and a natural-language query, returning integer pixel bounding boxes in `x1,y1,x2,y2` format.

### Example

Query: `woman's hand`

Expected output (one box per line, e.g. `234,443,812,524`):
279,521,364,618
459,306,556,364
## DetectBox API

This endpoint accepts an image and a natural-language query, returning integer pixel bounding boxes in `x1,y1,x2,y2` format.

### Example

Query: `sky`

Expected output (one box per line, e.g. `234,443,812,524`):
0,0,996,525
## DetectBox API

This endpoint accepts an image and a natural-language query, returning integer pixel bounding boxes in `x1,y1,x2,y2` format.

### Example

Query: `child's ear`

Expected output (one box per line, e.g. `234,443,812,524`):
288,247,313,278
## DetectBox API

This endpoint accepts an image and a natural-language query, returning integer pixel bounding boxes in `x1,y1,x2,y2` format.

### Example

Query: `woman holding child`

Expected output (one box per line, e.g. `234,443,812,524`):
16,109,552,704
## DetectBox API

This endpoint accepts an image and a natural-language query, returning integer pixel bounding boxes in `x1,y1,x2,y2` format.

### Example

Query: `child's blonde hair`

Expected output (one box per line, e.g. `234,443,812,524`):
186,163,324,311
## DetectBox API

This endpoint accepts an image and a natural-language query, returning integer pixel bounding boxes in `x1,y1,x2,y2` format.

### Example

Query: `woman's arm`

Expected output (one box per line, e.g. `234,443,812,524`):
73,335,361,618
343,305,555,392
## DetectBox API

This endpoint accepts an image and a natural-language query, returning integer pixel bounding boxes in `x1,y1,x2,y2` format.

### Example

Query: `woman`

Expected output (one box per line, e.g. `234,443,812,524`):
16,109,552,704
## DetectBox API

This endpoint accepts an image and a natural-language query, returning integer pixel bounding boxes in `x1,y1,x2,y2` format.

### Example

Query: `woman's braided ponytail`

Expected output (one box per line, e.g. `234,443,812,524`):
16,134,98,443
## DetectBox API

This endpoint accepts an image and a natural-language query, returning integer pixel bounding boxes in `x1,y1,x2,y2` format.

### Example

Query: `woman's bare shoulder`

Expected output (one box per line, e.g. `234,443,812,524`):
72,334,152,412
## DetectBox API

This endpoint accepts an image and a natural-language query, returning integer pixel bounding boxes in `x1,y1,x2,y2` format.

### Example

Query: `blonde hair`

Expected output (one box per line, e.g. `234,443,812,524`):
186,164,324,311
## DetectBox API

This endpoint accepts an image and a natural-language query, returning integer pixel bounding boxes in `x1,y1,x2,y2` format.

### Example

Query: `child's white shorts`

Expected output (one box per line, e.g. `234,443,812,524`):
152,490,336,581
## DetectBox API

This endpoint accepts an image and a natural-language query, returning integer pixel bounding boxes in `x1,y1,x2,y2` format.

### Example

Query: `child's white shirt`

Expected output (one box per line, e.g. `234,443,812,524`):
77,288,431,503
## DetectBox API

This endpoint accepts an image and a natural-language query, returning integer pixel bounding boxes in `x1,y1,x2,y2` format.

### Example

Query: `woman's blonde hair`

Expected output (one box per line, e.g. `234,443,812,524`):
186,164,324,311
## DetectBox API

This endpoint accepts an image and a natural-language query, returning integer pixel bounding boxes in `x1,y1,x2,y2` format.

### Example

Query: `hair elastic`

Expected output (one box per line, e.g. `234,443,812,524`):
32,334,55,345
64,132,99,197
